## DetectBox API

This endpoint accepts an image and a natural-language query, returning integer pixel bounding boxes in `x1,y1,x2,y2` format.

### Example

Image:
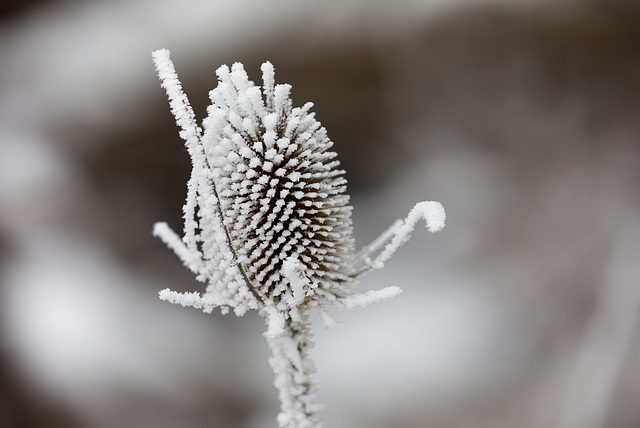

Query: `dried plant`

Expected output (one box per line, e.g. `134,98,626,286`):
151,48,445,428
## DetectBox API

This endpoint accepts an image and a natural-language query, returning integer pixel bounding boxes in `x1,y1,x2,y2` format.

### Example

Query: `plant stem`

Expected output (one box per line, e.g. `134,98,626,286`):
266,311,324,428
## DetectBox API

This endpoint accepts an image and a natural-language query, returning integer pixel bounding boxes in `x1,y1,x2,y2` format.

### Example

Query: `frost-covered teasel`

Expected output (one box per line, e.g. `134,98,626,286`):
151,48,445,428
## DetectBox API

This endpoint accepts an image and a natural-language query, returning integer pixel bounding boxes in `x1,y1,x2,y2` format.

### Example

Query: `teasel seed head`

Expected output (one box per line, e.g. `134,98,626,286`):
152,49,445,333
204,61,355,305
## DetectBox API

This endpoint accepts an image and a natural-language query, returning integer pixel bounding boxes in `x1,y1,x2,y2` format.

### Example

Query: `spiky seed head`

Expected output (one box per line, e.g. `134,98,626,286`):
202,62,354,306
154,49,444,323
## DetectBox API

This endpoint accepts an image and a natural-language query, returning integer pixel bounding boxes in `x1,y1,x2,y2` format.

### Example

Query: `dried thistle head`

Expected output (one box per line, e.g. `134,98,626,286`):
152,49,445,335
205,61,354,303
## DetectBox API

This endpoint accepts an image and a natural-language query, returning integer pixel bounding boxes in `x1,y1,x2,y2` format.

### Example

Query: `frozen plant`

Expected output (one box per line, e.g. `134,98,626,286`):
151,48,445,428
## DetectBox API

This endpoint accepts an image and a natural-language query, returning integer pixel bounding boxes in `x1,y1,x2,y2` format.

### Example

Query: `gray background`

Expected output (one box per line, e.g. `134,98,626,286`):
1,0,639,427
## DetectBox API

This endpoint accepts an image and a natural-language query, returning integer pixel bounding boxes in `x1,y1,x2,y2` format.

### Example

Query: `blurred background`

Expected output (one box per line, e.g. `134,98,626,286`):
1,0,639,427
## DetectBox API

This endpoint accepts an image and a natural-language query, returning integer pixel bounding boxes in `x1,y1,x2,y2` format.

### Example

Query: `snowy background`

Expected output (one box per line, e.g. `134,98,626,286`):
1,0,640,427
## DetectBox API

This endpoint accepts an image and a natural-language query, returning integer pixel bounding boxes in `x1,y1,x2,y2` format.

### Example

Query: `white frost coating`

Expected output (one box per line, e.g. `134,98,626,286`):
337,286,403,310
152,50,445,428
362,201,446,272
152,222,202,273
261,62,276,109
266,314,323,428
158,288,219,313
153,48,262,317
151,49,202,152
416,200,446,232
266,307,286,338
282,255,309,306
152,49,205,262
353,218,403,265
317,307,340,329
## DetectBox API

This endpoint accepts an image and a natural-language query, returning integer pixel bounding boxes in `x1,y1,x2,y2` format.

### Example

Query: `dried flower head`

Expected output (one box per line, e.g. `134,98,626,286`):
152,49,445,336
207,60,355,301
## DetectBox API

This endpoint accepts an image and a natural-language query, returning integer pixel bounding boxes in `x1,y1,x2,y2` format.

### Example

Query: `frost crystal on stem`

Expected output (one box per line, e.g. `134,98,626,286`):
152,48,445,428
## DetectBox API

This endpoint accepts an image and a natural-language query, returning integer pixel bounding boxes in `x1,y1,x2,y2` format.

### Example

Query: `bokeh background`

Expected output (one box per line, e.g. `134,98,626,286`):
1,0,640,427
